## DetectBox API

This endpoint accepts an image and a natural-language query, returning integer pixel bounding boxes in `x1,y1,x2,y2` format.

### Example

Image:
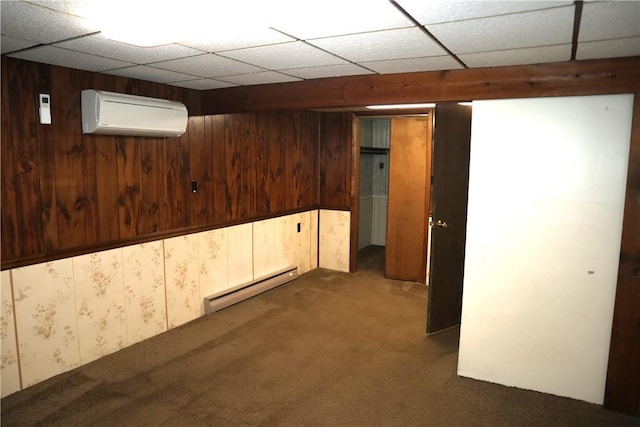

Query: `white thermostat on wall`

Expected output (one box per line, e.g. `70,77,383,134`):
39,93,51,125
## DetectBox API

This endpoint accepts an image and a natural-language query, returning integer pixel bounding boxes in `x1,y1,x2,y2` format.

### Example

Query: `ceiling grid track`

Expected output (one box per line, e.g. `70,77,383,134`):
389,0,468,69
270,27,381,75
571,0,584,60
2,0,638,89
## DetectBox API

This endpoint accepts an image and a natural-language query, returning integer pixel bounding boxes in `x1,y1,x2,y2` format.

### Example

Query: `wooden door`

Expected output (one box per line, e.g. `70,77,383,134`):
426,104,472,334
385,116,432,282
604,93,640,416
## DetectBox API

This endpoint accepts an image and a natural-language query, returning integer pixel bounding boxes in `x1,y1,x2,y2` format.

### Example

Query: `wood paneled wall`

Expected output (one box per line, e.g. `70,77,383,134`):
319,112,353,209
1,57,343,269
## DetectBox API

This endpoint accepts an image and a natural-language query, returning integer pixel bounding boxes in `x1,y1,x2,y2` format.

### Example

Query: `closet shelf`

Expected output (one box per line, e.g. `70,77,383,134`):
360,147,389,155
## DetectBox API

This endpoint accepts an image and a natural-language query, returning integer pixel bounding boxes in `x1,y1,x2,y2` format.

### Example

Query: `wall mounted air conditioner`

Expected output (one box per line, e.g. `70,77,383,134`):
81,89,188,137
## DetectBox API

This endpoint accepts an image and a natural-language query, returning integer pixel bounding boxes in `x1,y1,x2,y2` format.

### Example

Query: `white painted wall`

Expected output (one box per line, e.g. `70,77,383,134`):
359,119,390,249
359,196,373,249
359,195,387,249
457,94,633,404
370,196,387,246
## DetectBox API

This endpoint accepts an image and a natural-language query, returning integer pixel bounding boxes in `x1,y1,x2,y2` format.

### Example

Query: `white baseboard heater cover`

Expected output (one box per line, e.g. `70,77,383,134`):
204,266,298,314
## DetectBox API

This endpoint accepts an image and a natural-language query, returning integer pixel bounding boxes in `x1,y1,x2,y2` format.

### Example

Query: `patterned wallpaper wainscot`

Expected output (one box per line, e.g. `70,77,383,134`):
319,210,351,273
0,209,351,397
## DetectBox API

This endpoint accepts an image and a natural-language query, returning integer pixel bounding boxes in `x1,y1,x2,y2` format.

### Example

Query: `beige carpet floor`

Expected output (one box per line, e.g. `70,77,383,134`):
2,246,638,426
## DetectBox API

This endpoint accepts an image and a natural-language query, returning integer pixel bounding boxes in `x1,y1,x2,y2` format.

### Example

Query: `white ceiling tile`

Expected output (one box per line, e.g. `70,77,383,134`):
151,54,263,78
1,34,39,54
579,1,640,42
269,0,413,39
396,0,573,25
54,34,204,64
219,72,301,86
7,45,134,72
219,42,346,70
0,1,98,44
168,79,238,90
429,6,574,54
181,27,295,52
27,0,95,18
282,64,374,79
362,56,464,74
577,37,640,60
459,44,571,68
104,65,197,83
309,28,446,63
2,0,638,89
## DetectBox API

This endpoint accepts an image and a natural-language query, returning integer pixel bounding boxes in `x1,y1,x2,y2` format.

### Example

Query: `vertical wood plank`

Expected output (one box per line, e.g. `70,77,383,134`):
350,115,360,273
78,69,99,246
319,112,351,209
203,115,214,224
188,116,207,226
10,59,45,256
1,57,20,260
157,132,169,232
163,135,183,229
272,113,288,212
90,73,120,242
139,81,161,234
179,121,191,228
254,113,272,216
256,113,291,215
164,84,189,229
141,135,161,234
115,80,143,238
240,113,256,218
116,136,143,238
211,115,229,223
164,134,185,230
225,114,243,221
51,65,87,249
298,112,319,208
287,113,301,210
34,62,60,253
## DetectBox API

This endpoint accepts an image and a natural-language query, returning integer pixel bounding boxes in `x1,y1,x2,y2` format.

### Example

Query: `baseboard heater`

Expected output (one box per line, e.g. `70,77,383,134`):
204,266,298,314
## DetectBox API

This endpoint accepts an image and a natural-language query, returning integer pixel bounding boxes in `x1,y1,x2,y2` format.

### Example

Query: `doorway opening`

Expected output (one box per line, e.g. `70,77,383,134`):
356,116,434,284
357,118,391,277
352,104,473,335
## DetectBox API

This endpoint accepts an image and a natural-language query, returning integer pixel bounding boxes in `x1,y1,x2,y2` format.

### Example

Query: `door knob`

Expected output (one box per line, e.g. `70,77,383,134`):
435,219,448,228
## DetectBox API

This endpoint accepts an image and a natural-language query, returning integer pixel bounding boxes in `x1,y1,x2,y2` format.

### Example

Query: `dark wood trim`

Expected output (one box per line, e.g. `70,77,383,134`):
389,0,467,69
202,57,640,113
571,1,584,61
1,206,319,270
350,115,360,273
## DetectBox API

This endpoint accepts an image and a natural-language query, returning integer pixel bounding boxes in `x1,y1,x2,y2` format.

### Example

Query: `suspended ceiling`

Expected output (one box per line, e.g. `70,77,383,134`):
1,0,639,91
